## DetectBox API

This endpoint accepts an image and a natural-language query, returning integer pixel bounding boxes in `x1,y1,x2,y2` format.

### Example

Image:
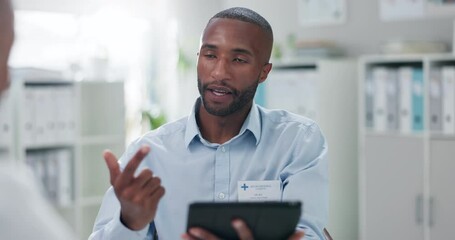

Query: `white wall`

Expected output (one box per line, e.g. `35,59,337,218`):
223,0,454,56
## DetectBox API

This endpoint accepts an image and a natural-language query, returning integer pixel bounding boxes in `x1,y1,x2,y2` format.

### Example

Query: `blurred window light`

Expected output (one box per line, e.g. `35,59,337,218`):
10,3,172,143
11,11,79,70
11,8,151,79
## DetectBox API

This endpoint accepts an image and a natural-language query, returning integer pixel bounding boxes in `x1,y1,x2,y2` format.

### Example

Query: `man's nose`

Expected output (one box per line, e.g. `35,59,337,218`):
211,58,230,80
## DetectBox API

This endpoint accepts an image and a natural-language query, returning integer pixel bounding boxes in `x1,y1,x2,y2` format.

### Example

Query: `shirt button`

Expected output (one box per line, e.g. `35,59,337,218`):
218,192,225,199
221,147,225,152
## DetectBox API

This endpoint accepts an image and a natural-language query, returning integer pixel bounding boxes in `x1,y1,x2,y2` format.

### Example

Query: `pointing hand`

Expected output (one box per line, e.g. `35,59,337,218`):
104,145,165,230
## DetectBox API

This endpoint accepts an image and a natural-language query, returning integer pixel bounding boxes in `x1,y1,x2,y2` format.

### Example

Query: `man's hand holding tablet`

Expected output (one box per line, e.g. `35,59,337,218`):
183,202,304,240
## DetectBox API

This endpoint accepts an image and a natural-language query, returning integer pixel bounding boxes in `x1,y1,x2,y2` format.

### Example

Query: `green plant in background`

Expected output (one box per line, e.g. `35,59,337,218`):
272,43,283,61
287,33,297,50
142,110,167,130
178,48,192,73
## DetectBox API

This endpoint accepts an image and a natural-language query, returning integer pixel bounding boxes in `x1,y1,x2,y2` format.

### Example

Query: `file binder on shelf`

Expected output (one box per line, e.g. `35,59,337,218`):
429,67,443,132
365,70,375,129
22,88,36,146
442,65,455,134
386,68,399,131
411,67,424,132
372,66,388,132
398,66,413,134
56,149,73,207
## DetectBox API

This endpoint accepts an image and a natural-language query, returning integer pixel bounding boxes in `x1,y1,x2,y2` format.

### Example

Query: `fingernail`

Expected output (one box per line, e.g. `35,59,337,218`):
189,228,202,238
232,219,243,229
141,145,150,153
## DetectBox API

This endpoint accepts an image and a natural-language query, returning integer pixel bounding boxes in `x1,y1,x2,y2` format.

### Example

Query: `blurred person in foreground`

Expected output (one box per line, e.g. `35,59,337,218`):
91,7,328,240
0,0,76,239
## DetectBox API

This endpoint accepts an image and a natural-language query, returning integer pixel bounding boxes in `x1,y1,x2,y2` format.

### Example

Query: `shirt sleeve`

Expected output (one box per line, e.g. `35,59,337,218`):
280,122,329,240
88,187,153,240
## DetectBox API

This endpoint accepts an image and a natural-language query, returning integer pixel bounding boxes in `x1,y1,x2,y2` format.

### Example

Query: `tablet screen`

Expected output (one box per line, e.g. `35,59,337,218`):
186,201,302,240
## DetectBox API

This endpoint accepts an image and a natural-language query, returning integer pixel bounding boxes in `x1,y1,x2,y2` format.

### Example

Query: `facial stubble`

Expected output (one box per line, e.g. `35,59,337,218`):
197,77,260,117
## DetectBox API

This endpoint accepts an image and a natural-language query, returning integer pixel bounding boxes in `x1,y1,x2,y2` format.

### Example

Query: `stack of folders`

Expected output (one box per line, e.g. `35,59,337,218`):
365,66,424,133
26,149,73,207
433,66,455,134
22,85,76,147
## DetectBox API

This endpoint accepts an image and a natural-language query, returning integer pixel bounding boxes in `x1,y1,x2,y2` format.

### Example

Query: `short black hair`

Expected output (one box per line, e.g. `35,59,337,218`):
210,7,273,43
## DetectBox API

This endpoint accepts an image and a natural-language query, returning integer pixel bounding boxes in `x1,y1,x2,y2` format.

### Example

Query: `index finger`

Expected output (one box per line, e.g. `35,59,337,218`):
232,219,254,240
103,150,121,185
120,145,151,181
187,227,220,240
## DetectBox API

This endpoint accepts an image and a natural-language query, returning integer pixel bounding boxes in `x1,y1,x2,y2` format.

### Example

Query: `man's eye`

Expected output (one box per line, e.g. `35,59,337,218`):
204,54,216,59
233,58,247,63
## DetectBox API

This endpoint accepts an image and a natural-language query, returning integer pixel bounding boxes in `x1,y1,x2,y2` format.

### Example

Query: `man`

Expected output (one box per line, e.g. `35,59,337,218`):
91,7,328,240
0,0,76,239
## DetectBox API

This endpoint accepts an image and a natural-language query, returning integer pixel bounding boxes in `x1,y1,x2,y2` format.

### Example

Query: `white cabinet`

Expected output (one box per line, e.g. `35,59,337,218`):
262,59,358,240
75,81,125,239
9,70,125,240
428,137,455,239
362,135,425,240
359,54,455,240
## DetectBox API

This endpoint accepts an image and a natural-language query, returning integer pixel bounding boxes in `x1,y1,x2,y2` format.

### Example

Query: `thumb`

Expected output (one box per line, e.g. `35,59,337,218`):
103,150,121,185
288,231,304,240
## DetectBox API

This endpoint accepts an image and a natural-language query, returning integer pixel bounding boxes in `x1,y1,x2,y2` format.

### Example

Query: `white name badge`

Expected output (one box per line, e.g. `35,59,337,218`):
237,180,281,201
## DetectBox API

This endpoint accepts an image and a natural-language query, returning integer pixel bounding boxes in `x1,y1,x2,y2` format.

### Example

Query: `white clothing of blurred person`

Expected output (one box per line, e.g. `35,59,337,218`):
0,0,77,239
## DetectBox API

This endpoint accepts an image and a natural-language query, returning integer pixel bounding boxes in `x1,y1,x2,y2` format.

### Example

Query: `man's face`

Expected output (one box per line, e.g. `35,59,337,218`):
197,18,272,117
0,3,14,94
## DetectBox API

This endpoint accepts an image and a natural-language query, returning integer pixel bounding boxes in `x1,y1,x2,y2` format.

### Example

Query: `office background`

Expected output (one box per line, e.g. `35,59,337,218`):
1,0,455,239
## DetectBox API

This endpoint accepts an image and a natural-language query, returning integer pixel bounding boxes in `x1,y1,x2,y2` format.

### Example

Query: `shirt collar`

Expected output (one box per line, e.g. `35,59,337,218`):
184,98,262,148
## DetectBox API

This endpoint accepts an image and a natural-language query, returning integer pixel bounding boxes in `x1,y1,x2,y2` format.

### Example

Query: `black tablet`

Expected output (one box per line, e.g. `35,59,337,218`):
186,201,302,240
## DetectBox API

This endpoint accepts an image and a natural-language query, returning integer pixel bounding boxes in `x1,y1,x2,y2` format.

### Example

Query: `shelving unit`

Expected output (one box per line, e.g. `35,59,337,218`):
359,54,455,240
0,89,14,162
260,58,358,240
9,69,125,240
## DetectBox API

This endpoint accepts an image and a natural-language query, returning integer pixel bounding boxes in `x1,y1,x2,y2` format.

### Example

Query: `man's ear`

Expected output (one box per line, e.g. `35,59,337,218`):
259,63,272,83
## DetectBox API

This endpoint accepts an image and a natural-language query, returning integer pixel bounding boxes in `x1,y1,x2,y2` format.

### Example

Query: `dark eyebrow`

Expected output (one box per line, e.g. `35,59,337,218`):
200,44,217,50
232,48,253,57
200,44,253,57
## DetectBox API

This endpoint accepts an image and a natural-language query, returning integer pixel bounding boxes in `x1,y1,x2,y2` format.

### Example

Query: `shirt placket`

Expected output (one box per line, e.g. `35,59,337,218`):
214,144,230,201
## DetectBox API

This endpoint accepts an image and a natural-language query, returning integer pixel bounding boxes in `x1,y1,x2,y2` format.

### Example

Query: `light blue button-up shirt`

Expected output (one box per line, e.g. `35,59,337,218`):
90,99,328,240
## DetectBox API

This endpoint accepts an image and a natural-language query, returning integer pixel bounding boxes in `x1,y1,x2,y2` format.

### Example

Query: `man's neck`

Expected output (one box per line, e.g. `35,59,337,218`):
196,101,252,144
